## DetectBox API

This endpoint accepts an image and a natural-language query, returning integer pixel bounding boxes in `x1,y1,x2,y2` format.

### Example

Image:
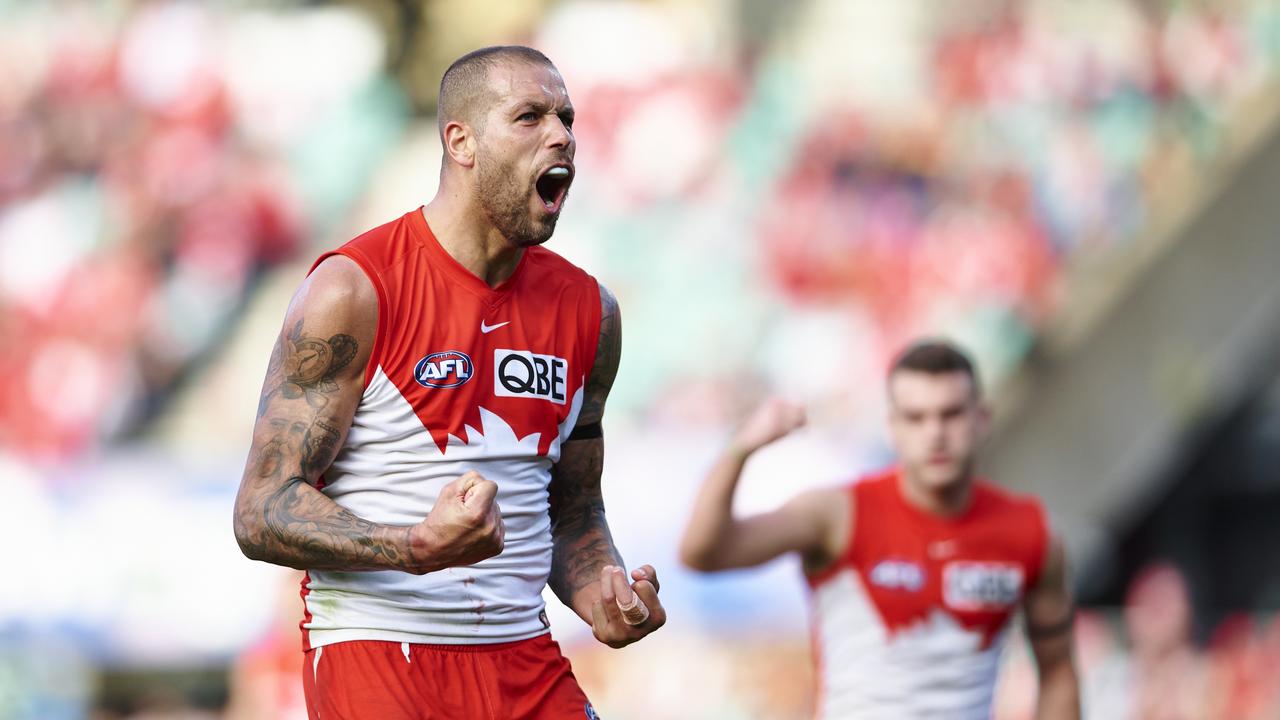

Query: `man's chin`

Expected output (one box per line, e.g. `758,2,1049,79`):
514,234,552,249
515,219,556,247
919,464,969,490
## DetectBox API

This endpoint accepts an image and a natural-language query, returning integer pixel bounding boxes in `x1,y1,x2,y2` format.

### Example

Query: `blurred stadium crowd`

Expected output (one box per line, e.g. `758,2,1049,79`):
2,0,1279,718
0,1,403,459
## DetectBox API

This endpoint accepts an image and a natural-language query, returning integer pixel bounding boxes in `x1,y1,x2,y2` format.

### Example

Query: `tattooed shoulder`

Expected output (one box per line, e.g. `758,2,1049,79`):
581,283,621,425
258,323,360,417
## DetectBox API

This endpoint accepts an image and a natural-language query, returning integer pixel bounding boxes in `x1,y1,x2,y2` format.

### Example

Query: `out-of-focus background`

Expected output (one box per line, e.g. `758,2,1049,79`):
3,0,1280,717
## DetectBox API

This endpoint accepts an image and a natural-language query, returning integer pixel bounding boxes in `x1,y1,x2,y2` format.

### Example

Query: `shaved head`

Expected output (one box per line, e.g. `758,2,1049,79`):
438,45,556,138
432,46,576,249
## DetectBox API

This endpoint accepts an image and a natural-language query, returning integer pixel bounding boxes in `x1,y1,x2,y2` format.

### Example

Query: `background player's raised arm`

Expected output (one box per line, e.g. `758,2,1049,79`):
232,255,505,574
680,399,848,574
1024,536,1082,720
547,283,666,648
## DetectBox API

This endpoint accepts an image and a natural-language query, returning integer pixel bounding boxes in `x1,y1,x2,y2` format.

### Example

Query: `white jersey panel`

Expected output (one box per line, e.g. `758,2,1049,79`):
812,568,1005,719
303,366,585,646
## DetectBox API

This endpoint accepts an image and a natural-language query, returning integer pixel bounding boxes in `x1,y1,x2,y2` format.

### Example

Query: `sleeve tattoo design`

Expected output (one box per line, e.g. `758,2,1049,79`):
236,320,408,571
547,286,625,604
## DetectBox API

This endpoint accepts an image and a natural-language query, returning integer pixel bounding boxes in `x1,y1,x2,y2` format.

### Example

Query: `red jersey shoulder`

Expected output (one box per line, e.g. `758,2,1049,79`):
851,468,899,501
971,482,1048,540
522,246,599,294
516,246,603,376
330,211,417,269
972,480,1042,512
970,480,1051,587
524,244,586,274
848,468,910,526
802,470,895,587
305,211,427,386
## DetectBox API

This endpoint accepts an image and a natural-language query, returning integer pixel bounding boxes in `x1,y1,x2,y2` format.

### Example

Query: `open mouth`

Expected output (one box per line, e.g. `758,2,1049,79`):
535,164,573,215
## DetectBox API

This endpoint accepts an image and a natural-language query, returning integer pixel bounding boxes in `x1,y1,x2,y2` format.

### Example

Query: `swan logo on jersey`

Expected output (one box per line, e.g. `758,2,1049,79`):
869,559,925,592
943,561,1024,611
414,351,473,388
494,349,567,404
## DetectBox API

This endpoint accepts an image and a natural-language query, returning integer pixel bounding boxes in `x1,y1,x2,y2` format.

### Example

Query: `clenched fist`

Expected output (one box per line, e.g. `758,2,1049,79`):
730,398,806,457
590,564,667,649
403,470,505,574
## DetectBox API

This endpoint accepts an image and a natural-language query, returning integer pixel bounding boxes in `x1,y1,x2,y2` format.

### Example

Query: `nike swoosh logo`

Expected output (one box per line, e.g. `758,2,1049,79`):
480,320,510,334
929,540,958,558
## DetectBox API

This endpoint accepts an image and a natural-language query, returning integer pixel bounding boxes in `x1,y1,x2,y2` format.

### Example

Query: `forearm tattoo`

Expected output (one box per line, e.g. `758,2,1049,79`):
547,284,625,602
235,320,405,570
547,438,623,602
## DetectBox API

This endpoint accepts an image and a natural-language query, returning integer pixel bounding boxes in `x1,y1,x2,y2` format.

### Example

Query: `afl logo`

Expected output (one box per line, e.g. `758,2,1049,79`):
414,351,473,388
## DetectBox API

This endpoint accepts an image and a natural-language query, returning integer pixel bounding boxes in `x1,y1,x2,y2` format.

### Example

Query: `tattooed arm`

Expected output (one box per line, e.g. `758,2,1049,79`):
233,256,504,573
547,283,666,648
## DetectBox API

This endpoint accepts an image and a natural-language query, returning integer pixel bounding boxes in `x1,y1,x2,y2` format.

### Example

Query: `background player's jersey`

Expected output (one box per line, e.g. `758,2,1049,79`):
300,208,601,648
807,469,1048,719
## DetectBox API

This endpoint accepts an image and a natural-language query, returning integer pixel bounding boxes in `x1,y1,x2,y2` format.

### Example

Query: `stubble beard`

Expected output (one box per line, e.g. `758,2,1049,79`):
475,153,556,248
912,453,975,494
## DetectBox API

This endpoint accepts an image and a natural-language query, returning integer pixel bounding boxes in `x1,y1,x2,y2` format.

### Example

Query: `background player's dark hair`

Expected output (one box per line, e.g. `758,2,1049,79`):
438,46,555,136
889,340,981,398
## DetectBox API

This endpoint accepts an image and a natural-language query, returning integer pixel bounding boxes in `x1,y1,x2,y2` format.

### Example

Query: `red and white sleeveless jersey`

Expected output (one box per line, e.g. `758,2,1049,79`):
807,469,1048,719
300,208,601,649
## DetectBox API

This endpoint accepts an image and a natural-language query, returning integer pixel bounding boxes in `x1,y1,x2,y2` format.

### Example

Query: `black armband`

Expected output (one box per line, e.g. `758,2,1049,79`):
567,421,603,441
1026,609,1076,640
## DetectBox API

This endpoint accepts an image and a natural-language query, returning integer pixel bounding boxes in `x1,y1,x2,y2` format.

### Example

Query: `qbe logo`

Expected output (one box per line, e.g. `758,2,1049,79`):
943,561,1023,611
494,349,567,404
414,351,473,388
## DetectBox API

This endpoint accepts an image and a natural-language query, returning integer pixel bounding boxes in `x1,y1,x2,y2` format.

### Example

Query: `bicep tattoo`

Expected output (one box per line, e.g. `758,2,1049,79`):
578,284,620,426
236,319,402,570
258,319,358,416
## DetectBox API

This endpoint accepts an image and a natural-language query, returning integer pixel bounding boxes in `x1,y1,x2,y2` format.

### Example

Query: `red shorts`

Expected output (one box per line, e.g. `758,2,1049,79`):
302,635,598,720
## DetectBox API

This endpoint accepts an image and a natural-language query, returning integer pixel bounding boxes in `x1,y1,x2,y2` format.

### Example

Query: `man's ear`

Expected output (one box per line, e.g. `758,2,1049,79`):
443,119,476,168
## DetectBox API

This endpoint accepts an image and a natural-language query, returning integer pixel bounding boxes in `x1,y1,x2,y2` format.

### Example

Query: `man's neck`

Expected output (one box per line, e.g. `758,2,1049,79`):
899,469,974,518
422,195,523,288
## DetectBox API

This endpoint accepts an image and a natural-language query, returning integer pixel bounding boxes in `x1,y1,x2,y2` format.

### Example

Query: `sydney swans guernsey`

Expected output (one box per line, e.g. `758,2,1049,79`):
300,208,601,648
808,469,1048,718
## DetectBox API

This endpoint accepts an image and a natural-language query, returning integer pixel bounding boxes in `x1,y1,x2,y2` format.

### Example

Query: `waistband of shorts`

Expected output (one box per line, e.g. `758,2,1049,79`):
315,634,554,654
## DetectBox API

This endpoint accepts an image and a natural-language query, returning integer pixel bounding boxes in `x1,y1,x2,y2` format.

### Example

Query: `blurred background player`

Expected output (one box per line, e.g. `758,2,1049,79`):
681,340,1080,719
232,46,664,719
